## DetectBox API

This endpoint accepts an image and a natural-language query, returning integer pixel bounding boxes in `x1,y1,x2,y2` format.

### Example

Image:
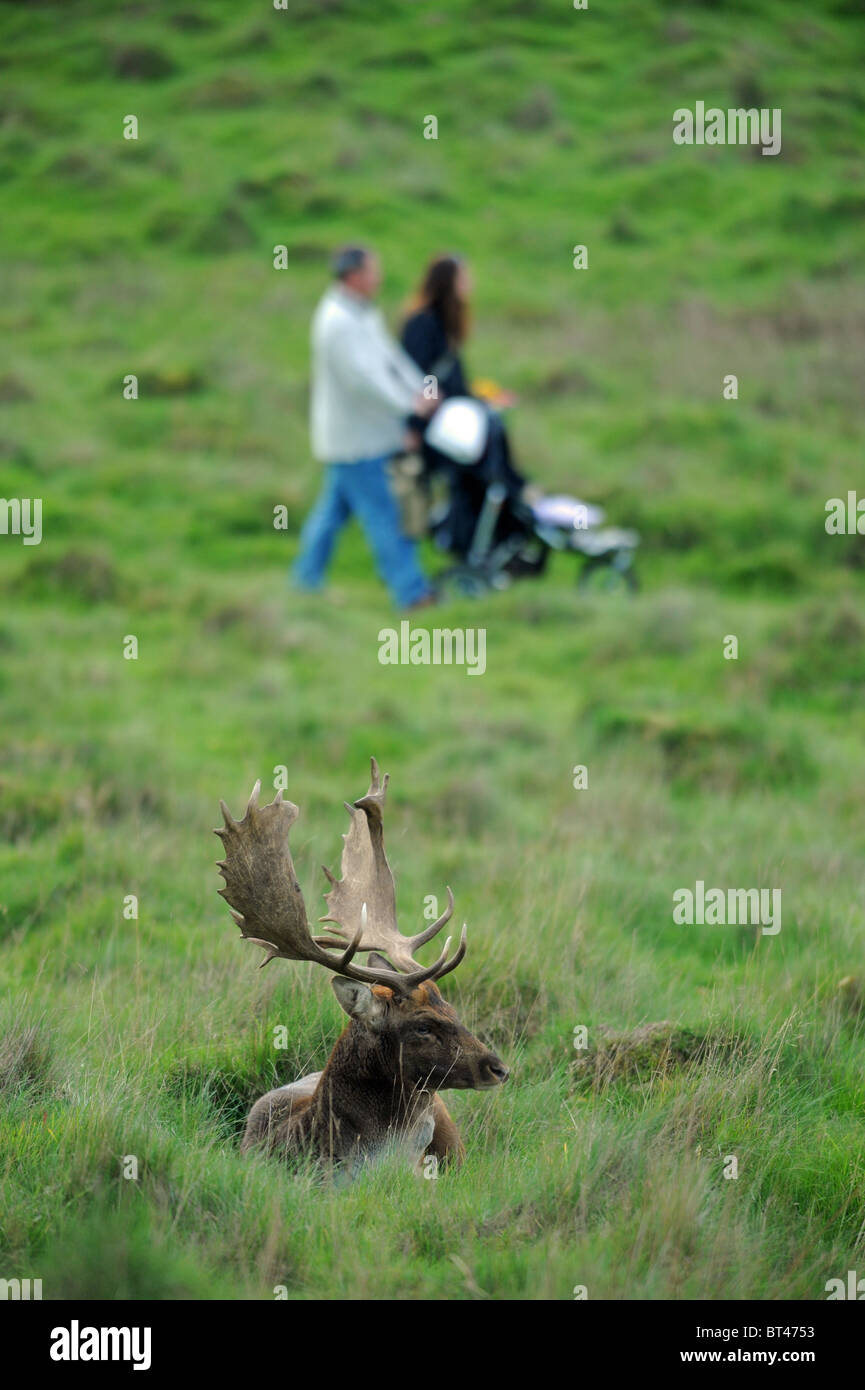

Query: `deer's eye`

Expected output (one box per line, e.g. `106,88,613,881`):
412,1025,433,1038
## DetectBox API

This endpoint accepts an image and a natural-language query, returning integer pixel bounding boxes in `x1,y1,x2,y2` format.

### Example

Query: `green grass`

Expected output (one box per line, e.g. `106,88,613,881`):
1,0,864,1300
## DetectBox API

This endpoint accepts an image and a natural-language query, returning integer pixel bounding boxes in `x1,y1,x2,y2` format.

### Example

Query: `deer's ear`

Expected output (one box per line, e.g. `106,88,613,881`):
332,977,389,1027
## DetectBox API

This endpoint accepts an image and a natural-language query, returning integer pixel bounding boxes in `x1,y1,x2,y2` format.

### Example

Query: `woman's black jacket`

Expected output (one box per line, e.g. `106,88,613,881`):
401,308,469,398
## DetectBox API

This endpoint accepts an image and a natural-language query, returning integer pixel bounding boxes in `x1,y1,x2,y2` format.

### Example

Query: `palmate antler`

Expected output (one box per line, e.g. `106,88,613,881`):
318,758,465,979
214,761,466,994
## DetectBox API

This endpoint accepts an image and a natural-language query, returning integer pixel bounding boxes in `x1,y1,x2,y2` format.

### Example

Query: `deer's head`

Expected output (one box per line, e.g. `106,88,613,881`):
331,977,508,1092
215,758,508,1097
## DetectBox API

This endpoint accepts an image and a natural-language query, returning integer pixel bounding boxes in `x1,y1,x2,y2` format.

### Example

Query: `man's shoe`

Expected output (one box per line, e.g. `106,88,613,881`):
404,591,437,613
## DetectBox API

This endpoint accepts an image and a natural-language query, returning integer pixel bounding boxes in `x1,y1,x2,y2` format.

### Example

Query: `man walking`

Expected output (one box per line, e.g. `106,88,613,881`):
292,245,436,609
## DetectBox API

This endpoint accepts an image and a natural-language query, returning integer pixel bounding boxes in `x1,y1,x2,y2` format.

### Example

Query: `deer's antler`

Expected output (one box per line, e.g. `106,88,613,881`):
215,772,465,992
317,757,466,981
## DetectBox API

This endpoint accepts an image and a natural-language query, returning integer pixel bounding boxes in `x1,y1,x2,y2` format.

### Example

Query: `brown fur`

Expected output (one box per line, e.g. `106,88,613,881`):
242,980,504,1173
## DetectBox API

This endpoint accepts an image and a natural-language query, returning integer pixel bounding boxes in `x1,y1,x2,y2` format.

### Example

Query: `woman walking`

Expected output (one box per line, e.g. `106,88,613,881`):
401,254,527,559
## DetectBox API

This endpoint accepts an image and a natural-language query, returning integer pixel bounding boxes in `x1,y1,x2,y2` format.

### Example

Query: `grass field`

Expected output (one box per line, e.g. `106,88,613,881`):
1,0,864,1301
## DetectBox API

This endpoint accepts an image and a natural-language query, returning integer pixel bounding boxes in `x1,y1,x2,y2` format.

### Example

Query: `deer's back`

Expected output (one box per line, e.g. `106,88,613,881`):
241,1074,321,1156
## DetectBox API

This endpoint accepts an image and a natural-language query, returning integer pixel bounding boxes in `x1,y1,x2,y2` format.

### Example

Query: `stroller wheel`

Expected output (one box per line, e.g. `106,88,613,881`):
577,553,639,595
437,565,489,599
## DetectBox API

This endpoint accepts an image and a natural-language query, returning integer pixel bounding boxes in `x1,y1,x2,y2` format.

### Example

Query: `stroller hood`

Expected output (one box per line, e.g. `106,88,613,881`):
425,395,490,464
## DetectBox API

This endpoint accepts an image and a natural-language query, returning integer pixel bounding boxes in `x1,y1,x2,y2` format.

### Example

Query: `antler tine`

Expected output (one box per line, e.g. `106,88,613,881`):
307,904,457,994
423,923,468,985
368,755,389,799
325,901,467,993
312,896,465,994
331,928,466,992
333,914,365,973
409,885,454,953
321,903,413,991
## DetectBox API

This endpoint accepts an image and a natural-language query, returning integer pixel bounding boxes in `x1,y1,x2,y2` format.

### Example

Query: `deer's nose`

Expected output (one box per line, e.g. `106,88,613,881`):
484,1057,509,1084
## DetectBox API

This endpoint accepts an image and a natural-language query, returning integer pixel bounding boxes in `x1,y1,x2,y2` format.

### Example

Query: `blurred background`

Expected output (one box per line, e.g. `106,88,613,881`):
1,0,864,1301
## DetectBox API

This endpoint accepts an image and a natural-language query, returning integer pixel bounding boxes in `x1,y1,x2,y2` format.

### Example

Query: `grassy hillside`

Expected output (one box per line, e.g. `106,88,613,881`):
1,0,864,1300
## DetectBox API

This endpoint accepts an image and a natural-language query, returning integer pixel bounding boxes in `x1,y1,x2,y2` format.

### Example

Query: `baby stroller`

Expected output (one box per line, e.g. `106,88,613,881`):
422,397,639,597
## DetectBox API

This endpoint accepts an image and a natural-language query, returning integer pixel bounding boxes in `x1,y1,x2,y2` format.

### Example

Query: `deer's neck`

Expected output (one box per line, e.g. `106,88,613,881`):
311,1025,432,1142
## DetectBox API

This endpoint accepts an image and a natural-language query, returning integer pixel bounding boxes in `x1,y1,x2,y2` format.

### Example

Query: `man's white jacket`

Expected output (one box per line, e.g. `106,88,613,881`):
310,284,424,463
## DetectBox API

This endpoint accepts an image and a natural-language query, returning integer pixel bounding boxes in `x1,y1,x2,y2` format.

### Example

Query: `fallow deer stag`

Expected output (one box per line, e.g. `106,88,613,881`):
214,758,508,1176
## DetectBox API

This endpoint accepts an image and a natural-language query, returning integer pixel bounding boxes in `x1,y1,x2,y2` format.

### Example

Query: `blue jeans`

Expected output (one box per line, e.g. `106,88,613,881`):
292,454,431,609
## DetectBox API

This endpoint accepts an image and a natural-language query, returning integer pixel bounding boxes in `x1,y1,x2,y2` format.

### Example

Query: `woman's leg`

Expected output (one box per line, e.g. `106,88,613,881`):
447,468,485,559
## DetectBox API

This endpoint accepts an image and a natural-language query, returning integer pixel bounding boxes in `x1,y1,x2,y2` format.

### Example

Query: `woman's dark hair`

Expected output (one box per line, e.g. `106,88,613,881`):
409,255,469,346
